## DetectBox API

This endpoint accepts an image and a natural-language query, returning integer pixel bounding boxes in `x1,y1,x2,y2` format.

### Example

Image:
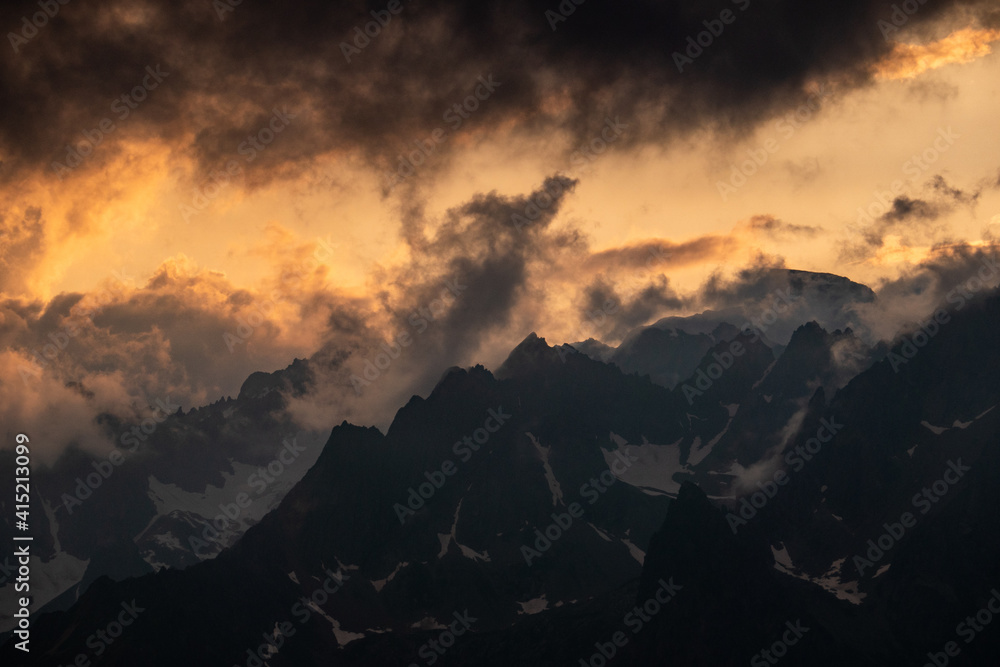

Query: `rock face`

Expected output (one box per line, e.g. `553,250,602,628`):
5,285,1000,666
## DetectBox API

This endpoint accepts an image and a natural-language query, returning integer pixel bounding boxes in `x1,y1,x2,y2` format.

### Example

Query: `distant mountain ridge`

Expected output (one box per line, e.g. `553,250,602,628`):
570,268,877,391
6,277,1000,666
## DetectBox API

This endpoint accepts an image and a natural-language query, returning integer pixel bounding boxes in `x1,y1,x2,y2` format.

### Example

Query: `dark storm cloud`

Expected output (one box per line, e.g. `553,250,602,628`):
2,0,996,186
840,172,986,262
294,175,594,426
928,174,979,205
849,242,1000,343
323,177,580,364
698,244,1000,348
881,196,942,223
748,214,821,238
584,236,735,271
872,243,1000,302
399,175,582,337
580,274,687,340
700,252,789,306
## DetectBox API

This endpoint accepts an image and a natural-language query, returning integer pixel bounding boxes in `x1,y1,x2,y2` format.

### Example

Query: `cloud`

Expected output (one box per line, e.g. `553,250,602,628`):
840,174,983,262
286,175,589,428
2,0,996,191
873,27,1000,80
746,214,821,239
904,77,960,103
0,349,137,464
928,174,980,206
4,161,997,465
880,196,943,223
850,242,1000,343
0,243,366,462
4,173,688,457
781,157,824,189
3,0,1000,468
697,253,881,344
584,236,736,272
577,274,687,342
0,207,46,294
4,0,996,307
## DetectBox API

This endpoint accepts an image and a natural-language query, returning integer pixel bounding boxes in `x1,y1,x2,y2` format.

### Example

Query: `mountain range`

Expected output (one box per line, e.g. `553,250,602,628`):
3,269,999,665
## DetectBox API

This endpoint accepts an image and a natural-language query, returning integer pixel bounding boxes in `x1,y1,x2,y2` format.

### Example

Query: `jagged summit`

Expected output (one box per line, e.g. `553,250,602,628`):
495,331,559,379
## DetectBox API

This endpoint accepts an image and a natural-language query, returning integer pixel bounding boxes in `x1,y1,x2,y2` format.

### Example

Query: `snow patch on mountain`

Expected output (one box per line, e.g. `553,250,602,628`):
920,421,948,435
621,537,646,564
438,500,490,562
307,601,364,645
773,550,865,605
518,595,549,615
372,562,408,592
604,433,685,496
526,432,564,506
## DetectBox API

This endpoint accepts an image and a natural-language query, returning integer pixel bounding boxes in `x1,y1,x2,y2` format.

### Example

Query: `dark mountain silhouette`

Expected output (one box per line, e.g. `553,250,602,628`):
4,281,1000,666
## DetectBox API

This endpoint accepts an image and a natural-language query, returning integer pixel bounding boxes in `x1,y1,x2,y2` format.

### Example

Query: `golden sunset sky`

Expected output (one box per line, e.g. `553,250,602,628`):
2,0,999,459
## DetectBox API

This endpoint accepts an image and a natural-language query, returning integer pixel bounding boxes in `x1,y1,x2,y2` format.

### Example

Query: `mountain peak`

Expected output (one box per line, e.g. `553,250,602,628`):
236,357,312,401
495,331,559,379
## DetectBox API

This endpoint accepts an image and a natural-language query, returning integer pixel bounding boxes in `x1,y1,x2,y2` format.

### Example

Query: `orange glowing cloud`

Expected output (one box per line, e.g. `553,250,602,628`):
874,27,1000,81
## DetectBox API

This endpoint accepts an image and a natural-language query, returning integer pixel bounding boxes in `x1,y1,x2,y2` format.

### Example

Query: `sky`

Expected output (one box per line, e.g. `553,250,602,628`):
2,0,1000,461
